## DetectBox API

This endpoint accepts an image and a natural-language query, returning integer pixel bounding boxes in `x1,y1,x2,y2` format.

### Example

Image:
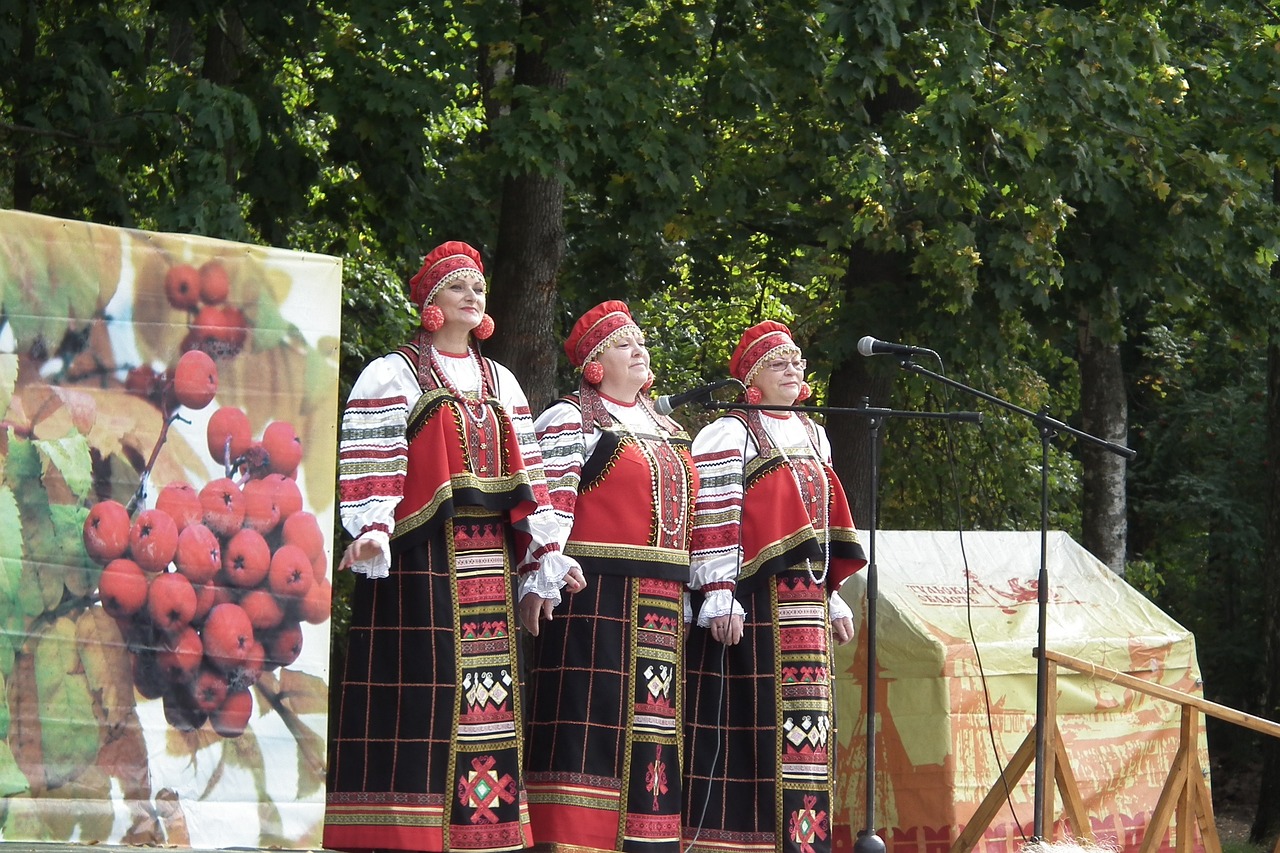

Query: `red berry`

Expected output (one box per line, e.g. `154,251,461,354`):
192,666,230,713
163,686,208,731
147,571,197,633
261,421,303,476
268,544,314,600
241,477,281,535
84,500,131,564
202,603,255,672
172,349,218,410
157,626,203,683
99,558,149,618
282,511,325,563
200,477,245,538
207,406,252,467
223,528,271,588
211,688,253,738
265,473,303,521
240,588,284,631
191,581,219,623
193,304,248,356
125,364,165,403
128,508,179,573
199,260,231,305
265,621,303,668
156,482,203,532
299,578,331,625
164,264,201,311
174,523,221,585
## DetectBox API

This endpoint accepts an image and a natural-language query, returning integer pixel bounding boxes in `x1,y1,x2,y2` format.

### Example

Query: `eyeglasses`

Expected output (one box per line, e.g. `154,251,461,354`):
764,358,806,373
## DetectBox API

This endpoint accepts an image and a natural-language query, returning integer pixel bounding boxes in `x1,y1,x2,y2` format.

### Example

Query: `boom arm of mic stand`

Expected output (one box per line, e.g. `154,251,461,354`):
699,400,983,423
891,359,1135,459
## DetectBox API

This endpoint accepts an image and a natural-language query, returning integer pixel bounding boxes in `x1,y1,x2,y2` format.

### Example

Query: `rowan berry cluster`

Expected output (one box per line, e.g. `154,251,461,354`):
85,272,328,738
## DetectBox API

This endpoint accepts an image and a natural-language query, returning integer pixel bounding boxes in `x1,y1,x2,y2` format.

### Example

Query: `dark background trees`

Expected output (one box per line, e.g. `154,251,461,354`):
3,0,1280,840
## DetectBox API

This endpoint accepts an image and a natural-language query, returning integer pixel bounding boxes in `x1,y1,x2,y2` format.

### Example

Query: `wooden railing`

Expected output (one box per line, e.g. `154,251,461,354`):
951,649,1280,853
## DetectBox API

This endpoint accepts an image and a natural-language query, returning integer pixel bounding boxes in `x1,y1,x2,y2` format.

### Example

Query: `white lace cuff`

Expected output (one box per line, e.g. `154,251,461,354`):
683,591,692,624
828,589,853,622
349,530,391,579
696,589,745,627
517,551,581,606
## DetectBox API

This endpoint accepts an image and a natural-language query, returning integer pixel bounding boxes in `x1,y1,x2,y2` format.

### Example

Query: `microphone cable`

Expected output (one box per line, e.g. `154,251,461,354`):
931,364,1031,845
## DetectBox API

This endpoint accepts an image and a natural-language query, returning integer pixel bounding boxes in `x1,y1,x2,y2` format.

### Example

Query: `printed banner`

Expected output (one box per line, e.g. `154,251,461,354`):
832,530,1210,853
0,209,341,847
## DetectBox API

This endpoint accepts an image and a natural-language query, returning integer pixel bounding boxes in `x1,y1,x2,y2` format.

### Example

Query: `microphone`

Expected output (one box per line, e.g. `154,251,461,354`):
653,378,741,416
857,335,934,358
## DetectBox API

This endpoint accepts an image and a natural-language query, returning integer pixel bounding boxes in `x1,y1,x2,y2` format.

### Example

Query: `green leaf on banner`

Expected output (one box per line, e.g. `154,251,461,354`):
0,354,18,423
75,608,135,730
51,504,96,598
0,632,15,680
34,617,102,789
0,741,29,798
47,219,120,318
0,486,25,625
5,437,40,483
36,434,94,503
252,282,292,351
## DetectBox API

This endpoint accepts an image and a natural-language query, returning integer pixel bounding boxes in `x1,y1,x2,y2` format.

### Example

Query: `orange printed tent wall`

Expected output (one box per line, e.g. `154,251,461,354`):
832,530,1209,853
0,209,340,847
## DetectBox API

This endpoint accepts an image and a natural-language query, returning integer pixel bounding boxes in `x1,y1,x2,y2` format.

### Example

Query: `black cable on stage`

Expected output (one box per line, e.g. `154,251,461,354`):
933,370,1031,846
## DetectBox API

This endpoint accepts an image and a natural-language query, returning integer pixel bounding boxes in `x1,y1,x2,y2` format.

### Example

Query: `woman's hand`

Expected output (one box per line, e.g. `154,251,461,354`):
709,613,744,646
831,616,854,646
563,565,587,593
338,537,381,571
519,592,556,636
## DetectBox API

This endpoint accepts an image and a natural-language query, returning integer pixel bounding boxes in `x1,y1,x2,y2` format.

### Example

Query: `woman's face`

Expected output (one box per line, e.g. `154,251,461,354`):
595,331,650,399
751,350,806,406
431,272,486,331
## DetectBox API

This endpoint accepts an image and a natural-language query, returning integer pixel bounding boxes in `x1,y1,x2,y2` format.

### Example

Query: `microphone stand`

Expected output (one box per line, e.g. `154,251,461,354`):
880,357,1134,841
702,398,982,853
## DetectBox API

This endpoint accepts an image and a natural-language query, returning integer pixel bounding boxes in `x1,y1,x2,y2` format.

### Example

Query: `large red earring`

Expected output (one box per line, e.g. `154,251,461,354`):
745,386,763,405
641,371,654,393
583,361,605,385
473,313,495,340
797,381,812,402
421,304,444,332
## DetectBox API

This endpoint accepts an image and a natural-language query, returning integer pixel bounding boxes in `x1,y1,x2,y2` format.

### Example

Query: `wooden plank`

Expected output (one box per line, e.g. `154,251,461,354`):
950,728,1036,853
1043,650,1280,738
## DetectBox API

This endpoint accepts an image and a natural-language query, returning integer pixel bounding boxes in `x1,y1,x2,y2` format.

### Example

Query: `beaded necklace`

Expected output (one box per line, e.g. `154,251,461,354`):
588,385,688,541
427,344,490,426
621,401,688,540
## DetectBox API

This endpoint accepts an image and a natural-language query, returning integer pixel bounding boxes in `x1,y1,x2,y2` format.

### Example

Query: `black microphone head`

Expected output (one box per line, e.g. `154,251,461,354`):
857,336,878,357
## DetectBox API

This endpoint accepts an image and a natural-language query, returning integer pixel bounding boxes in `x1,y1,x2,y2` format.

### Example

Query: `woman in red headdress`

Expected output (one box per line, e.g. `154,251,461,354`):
521,301,697,853
682,321,867,853
324,241,585,853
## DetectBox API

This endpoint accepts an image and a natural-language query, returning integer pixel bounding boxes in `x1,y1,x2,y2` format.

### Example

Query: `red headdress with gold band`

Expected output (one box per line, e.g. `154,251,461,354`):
729,320,801,385
408,241,485,308
564,300,641,368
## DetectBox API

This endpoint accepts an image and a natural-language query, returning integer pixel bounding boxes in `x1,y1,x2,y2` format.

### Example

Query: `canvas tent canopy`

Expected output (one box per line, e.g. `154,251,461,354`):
831,530,1208,853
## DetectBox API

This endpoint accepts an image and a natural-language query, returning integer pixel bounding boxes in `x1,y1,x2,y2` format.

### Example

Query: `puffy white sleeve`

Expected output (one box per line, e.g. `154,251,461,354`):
490,362,581,603
532,400,598,550
688,416,751,625
338,352,420,579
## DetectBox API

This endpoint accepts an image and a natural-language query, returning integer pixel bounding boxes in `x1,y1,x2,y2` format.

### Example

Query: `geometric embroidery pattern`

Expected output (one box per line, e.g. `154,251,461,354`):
458,755,518,825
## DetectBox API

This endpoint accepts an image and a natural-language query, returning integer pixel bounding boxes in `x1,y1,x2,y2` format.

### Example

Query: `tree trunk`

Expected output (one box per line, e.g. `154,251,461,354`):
1250,169,1280,844
484,0,567,412
828,245,911,527
11,0,37,211
1077,304,1128,575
